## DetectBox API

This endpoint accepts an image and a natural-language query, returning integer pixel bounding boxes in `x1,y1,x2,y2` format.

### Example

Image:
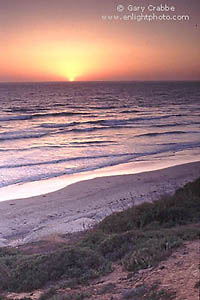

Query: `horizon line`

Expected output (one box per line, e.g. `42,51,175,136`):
0,79,200,84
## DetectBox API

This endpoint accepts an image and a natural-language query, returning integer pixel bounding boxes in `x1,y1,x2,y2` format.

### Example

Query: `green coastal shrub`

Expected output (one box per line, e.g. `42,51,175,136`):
97,230,143,261
0,177,199,293
0,246,111,292
120,283,176,300
122,235,182,271
78,230,107,250
98,177,200,233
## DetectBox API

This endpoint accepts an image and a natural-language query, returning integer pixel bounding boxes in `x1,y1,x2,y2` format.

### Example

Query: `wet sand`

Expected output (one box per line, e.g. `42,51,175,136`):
0,161,199,247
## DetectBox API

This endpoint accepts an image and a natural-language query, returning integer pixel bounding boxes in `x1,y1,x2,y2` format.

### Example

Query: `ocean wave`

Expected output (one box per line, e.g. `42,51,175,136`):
120,109,140,114
52,103,66,107
87,105,117,110
2,141,200,169
98,115,179,126
0,123,127,141
0,152,134,169
1,141,200,188
69,127,102,133
38,116,190,134
136,131,191,137
0,145,62,152
39,119,103,129
11,113,190,132
67,125,133,133
0,157,133,188
38,118,130,130
100,119,131,126
1,119,198,142
71,140,116,145
0,131,49,141
0,81,199,190
4,107,47,113
0,153,145,188
40,121,80,128
151,121,200,128
151,123,186,128
0,111,90,122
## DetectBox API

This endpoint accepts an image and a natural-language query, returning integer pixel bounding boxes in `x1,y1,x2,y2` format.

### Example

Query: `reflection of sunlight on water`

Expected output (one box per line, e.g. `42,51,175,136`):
0,151,199,202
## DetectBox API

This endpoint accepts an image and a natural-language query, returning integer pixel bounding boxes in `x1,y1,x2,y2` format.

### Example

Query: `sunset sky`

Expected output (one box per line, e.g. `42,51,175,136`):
0,0,199,82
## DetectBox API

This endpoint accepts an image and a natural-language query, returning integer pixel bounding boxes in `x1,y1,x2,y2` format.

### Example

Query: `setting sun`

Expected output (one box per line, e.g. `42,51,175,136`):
0,0,199,82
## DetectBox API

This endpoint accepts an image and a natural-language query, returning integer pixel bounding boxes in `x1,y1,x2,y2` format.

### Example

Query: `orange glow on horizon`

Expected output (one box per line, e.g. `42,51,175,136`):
0,14,199,82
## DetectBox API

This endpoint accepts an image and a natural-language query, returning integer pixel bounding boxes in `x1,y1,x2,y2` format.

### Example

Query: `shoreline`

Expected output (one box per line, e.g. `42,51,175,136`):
0,161,200,247
1,151,200,202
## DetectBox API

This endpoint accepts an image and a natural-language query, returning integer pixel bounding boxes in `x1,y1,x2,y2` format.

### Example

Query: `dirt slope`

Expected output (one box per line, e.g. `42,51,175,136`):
6,239,199,300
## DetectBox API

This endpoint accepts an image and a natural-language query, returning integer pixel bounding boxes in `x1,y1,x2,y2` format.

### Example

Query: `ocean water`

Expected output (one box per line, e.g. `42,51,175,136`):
0,81,200,198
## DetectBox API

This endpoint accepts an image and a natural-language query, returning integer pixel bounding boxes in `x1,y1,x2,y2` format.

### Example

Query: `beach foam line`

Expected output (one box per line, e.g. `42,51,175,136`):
0,160,199,247
0,153,199,202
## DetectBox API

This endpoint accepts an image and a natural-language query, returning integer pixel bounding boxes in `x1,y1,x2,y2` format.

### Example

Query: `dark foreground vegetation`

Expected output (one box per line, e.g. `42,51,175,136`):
0,177,199,299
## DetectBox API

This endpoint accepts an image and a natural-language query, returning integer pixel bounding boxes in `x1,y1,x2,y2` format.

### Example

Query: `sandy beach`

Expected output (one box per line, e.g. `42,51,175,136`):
0,161,199,247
